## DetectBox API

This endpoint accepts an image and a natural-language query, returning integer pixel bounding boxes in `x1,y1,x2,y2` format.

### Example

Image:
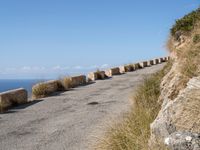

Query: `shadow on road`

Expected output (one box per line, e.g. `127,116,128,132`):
0,100,43,114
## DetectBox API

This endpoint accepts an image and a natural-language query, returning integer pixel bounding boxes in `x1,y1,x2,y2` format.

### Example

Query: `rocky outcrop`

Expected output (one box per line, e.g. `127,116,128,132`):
150,76,200,148
165,131,200,150
149,9,200,150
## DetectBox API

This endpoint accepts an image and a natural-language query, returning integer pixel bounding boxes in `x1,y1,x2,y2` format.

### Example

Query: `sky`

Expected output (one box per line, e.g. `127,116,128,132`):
0,0,199,79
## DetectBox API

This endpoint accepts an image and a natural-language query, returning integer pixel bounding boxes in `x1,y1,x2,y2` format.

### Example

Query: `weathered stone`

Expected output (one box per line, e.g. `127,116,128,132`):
165,131,200,150
88,71,106,81
70,75,86,87
0,88,28,111
105,67,121,77
150,76,200,148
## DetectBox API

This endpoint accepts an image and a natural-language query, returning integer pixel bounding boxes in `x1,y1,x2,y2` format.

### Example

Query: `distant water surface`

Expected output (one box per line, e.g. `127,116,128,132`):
0,79,45,96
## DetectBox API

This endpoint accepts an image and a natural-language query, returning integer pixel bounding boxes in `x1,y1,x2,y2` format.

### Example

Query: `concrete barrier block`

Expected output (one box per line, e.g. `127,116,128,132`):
0,88,28,111
139,61,148,68
32,80,60,98
153,59,159,65
124,65,134,72
159,58,164,63
133,63,140,70
105,67,121,77
88,71,106,81
147,60,154,66
119,66,125,73
70,75,86,87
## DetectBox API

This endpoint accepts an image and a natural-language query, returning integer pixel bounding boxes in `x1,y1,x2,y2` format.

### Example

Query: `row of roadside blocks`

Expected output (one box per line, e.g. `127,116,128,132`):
0,57,169,112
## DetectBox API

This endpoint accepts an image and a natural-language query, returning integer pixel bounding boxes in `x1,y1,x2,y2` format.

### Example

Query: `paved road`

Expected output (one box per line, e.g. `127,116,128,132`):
0,64,164,150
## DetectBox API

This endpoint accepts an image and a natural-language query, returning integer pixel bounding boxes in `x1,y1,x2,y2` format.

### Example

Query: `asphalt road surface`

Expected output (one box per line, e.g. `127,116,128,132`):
0,64,165,150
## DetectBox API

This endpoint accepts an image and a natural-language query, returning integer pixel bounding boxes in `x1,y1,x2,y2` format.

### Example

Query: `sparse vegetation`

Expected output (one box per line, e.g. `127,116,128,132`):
32,83,50,98
96,62,172,150
32,77,72,99
171,8,200,36
59,77,72,90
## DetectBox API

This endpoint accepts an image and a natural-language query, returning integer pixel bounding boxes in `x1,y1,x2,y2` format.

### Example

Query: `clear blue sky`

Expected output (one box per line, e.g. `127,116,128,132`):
0,0,199,79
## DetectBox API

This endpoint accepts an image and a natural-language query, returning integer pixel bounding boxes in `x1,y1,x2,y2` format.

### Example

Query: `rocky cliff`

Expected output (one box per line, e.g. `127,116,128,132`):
149,8,200,150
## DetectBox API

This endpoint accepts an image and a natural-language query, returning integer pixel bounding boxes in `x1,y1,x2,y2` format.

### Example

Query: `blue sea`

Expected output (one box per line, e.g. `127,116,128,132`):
0,79,45,96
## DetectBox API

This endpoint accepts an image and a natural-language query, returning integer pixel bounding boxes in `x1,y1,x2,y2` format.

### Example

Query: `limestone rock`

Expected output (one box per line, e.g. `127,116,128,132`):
150,76,200,148
165,131,200,150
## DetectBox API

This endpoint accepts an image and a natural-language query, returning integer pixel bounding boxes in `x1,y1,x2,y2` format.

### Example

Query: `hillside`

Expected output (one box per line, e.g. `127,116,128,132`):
150,8,200,149
96,8,200,150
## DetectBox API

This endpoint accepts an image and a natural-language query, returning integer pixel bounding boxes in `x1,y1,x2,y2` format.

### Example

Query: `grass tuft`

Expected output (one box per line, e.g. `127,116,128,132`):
96,62,172,150
59,77,72,90
32,83,50,98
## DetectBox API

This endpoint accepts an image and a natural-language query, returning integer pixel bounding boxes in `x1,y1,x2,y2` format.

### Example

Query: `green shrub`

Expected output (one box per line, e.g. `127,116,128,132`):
171,8,200,36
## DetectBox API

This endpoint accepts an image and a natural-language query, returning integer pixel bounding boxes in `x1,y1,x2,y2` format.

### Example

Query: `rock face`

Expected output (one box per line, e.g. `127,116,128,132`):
150,76,200,148
164,131,200,150
149,20,200,149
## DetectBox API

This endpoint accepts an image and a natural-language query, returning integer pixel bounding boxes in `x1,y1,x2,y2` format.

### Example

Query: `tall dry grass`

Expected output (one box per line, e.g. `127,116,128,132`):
95,62,172,150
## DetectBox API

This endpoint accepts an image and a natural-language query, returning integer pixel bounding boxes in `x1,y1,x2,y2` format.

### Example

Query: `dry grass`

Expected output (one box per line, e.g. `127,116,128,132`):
178,23,200,78
32,77,72,99
32,83,50,98
59,77,72,90
95,62,172,150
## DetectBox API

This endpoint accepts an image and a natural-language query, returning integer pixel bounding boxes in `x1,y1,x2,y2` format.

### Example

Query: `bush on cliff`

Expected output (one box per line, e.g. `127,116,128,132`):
170,8,200,36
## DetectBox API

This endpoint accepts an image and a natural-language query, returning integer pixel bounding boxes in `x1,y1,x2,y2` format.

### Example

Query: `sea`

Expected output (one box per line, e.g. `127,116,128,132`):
0,79,46,96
